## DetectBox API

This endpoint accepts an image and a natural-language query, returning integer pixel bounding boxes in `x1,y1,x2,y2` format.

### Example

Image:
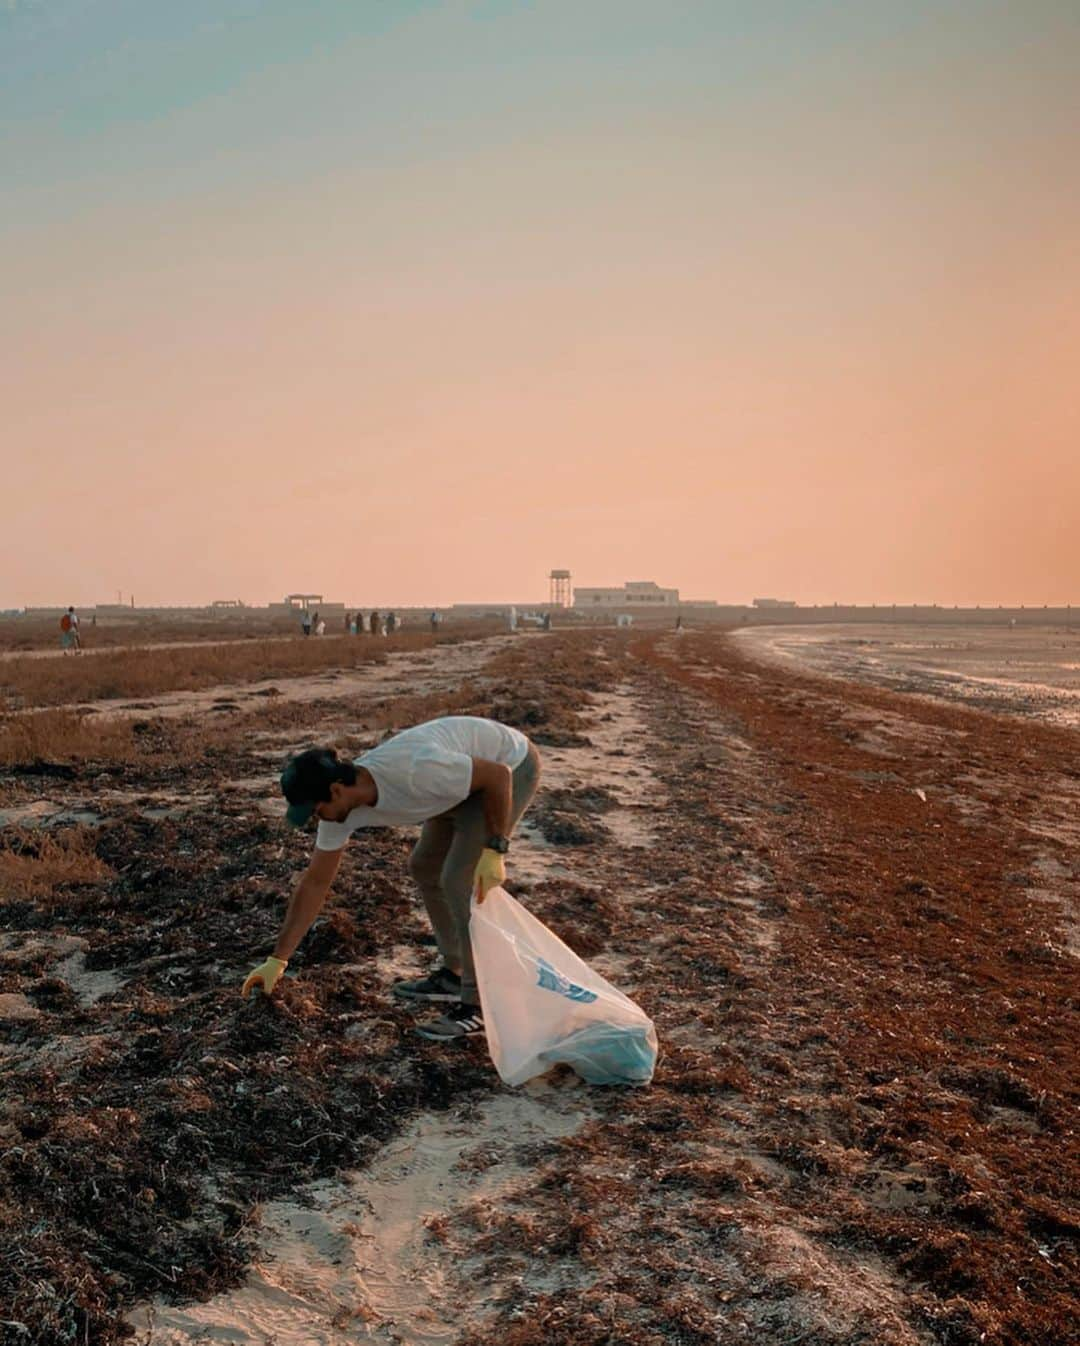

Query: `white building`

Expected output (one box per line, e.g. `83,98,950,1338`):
573,580,680,609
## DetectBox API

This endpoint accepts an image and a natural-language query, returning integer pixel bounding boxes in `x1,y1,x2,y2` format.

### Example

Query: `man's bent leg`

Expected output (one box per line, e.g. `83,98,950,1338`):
440,745,541,1006
407,815,460,972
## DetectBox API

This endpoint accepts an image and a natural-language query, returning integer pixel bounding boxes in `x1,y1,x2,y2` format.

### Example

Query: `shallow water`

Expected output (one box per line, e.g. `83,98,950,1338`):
736,623,1080,729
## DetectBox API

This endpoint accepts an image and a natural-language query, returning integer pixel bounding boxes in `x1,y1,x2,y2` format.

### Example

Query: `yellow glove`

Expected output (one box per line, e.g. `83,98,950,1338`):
473,848,506,903
241,956,288,998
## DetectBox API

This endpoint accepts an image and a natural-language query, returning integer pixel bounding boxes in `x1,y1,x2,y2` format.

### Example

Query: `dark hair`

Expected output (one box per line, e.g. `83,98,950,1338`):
281,747,357,805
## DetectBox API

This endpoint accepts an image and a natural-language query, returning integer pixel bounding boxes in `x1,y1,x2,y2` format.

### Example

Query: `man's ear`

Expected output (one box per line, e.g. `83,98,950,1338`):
329,781,347,803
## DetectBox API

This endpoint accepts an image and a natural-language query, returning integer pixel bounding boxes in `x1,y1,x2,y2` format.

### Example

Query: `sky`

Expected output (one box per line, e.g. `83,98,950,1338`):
3,0,1079,608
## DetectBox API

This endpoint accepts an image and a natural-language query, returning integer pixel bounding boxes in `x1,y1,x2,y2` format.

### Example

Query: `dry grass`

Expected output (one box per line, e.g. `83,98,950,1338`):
0,710,140,767
0,632,450,709
0,613,506,654
0,828,112,902
0,614,299,653
0,629,504,771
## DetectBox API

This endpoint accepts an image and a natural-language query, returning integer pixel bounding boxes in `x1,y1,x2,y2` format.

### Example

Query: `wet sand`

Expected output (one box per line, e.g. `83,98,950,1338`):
735,622,1080,728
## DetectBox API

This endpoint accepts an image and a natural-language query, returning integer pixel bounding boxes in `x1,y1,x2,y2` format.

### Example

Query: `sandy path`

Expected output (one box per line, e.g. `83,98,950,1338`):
85,637,510,722
129,1086,590,1346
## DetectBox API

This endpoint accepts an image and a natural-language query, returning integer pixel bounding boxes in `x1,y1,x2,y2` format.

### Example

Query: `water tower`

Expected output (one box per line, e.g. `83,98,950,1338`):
549,569,572,608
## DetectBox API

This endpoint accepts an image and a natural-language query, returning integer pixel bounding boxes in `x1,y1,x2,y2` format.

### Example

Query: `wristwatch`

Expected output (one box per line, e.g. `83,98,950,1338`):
486,834,511,854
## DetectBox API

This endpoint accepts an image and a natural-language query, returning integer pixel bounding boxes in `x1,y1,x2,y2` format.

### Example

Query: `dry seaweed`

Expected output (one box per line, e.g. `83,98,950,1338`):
0,628,1077,1344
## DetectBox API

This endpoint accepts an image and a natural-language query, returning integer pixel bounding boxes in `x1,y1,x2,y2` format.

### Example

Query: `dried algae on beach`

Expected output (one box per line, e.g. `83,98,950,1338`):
0,629,1076,1345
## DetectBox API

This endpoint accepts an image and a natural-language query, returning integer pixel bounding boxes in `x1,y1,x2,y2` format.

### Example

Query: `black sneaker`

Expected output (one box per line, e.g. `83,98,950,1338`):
392,966,461,1002
414,1002,485,1041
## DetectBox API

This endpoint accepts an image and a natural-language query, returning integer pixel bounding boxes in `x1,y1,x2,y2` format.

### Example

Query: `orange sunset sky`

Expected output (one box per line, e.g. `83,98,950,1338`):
3,2,1079,609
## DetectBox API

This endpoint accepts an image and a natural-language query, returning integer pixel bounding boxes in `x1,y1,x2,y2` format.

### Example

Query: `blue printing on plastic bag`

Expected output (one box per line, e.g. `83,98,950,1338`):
538,1021,656,1086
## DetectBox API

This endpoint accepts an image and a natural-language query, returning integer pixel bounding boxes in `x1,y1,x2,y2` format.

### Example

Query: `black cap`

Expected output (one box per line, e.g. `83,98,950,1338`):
280,748,342,827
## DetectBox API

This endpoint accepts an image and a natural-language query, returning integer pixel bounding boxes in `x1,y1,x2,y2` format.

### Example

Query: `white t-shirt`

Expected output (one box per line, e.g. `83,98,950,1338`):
314,716,529,851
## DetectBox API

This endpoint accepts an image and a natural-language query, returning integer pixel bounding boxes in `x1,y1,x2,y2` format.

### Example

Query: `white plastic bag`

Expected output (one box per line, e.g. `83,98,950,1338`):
470,886,658,1087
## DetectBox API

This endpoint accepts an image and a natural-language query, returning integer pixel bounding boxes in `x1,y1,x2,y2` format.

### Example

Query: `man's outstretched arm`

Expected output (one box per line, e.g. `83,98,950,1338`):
273,845,343,960
241,846,343,996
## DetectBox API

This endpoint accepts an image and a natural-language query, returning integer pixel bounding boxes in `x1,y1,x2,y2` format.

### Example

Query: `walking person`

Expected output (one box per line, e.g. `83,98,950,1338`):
241,716,541,1042
59,606,81,653
369,610,382,637
300,609,312,638
386,611,397,635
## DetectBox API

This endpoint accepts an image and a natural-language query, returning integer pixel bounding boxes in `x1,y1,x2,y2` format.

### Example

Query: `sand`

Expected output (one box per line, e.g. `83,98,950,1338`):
127,1086,590,1346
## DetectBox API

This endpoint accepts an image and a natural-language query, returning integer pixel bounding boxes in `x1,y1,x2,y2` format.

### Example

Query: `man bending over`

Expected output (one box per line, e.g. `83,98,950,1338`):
242,716,540,1041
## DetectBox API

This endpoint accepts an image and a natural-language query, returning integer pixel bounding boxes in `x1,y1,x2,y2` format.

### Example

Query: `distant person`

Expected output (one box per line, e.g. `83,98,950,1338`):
430,610,441,633
675,615,684,633
508,605,517,632
370,610,381,637
301,610,312,637
315,615,326,637
60,606,81,654
386,611,398,635
350,612,361,635
344,612,352,633
542,611,552,632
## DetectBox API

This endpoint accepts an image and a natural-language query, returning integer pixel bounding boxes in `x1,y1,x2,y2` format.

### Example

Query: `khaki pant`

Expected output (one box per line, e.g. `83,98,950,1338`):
408,743,540,1006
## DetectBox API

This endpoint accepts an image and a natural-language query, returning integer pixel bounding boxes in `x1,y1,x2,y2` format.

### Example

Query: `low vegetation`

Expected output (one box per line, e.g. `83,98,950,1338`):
0,613,299,653
0,631,451,710
0,827,113,902
0,710,141,768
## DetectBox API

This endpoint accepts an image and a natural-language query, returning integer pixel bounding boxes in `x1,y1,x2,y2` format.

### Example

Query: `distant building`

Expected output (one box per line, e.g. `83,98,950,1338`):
574,580,680,609
268,593,345,619
451,603,522,618
753,598,797,609
283,593,322,612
